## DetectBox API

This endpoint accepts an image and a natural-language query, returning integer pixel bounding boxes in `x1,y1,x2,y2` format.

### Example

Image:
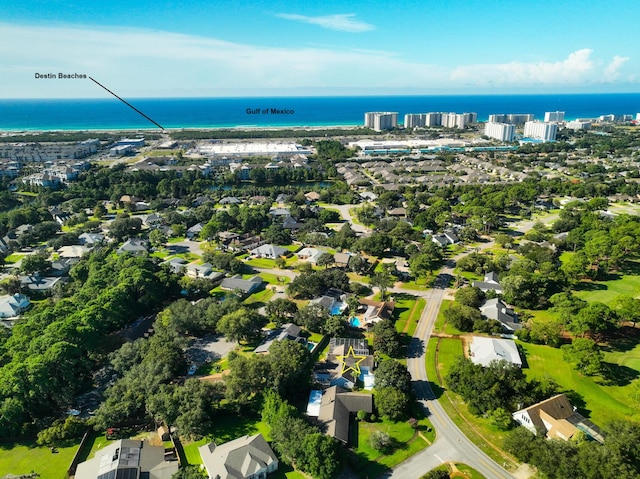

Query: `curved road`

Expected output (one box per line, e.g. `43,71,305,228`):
387,261,514,479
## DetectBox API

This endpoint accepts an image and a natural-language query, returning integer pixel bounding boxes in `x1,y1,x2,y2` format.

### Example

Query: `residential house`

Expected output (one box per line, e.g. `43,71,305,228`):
0,294,30,318
296,247,324,263
163,257,187,274
57,245,91,259
20,274,64,294
78,232,104,246
512,394,605,443
306,386,373,444
220,275,264,295
387,207,407,218
117,238,149,255
199,434,278,479
314,338,375,390
185,263,224,281
219,196,242,205
472,271,504,294
479,298,522,332
304,191,321,203
431,234,450,247
468,336,522,367
50,257,79,277
254,323,305,354
357,298,396,328
186,222,204,239
74,439,178,479
333,252,352,269
249,244,288,259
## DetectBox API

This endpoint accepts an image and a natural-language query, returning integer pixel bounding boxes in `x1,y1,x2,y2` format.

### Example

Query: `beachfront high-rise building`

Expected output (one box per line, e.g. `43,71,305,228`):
425,112,443,126
364,112,398,131
488,113,535,125
524,121,558,142
484,122,515,142
565,120,591,131
404,113,427,128
637,113,640,121
463,112,478,124
544,111,565,122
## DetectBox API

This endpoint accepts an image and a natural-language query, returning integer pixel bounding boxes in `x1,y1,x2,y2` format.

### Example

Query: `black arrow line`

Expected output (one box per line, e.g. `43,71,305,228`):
89,76,165,130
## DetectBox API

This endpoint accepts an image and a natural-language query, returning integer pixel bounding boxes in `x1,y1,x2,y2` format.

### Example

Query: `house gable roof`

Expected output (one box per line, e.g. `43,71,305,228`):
198,434,277,479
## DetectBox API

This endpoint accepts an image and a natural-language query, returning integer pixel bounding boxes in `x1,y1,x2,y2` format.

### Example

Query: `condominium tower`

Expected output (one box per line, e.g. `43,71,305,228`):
364,112,398,131
544,111,565,122
523,121,558,142
484,122,515,142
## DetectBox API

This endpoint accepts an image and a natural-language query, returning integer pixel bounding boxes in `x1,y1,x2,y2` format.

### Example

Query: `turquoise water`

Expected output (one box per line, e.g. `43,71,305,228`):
350,317,361,327
1,93,638,130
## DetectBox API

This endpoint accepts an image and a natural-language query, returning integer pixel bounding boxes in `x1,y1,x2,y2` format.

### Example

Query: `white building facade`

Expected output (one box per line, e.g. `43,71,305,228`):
364,112,398,131
484,122,515,142
544,111,565,122
524,121,558,142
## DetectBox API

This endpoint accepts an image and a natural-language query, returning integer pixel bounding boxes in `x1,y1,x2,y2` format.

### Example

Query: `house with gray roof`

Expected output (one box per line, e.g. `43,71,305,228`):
250,244,288,259
469,336,522,367
254,323,305,354
307,386,373,444
479,298,522,331
472,271,504,294
199,434,278,479
74,439,178,479
220,275,264,295
0,294,30,318
117,238,149,255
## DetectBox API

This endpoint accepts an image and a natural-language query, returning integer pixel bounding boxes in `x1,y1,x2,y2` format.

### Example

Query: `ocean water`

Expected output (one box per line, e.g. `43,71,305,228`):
0,94,639,131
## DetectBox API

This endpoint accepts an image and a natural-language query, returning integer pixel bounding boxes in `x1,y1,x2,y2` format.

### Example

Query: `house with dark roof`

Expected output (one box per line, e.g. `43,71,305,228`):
307,386,373,444
74,439,178,479
220,275,264,295
472,271,504,294
479,298,522,331
314,338,375,390
254,323,305,354
199,434,278,479
512,394,605,443
357,298,396,327
186,222,204,239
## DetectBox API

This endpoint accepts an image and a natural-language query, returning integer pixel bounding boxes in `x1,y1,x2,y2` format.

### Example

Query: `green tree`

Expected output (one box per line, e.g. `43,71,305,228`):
374,359,411,392
371,270,394,300
375,387,410,421
454,286,485,308
562,338,603,375
317,252,335,269
373,319,402,357
217,308,267,342
20,251,51,274
149,229,167,248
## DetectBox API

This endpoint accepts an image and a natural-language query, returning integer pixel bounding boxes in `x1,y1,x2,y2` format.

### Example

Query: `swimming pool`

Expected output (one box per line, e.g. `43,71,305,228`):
349,317,361,327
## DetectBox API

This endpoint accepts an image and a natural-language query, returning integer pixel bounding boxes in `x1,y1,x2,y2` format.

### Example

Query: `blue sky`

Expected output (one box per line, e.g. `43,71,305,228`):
2,0,639,97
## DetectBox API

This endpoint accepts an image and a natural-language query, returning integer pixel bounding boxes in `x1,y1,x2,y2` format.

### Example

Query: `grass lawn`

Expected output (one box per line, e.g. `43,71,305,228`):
244,287,276,305
433,300,451,334
519,341,640,425
181,414,271,465
244,257,280,269
452,463,487,479
427,338,519,469
4,253,25,263
573,270,640,305
351,414,433,478
394,296,425,337
0,438,80,479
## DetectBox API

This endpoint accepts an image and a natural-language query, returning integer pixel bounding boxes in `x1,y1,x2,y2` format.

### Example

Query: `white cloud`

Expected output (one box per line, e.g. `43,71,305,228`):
603,55,629,81
0,23,635,98
451,49,597,85
275,13,374,32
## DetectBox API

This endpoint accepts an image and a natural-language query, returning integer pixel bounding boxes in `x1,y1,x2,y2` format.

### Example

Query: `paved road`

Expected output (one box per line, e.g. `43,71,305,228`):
329,203,372,236
387,262,515,479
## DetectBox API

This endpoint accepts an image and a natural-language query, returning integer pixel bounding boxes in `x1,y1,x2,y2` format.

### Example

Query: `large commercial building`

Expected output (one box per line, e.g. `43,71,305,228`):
404,113,427,128
484,122,515,142
544,111,565,122
488,113,535,124
565,120,592,130
364,112,398,131
524,121,558,142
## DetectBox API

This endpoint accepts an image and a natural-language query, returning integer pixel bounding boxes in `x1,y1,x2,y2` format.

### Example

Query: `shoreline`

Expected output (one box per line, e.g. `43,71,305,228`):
0,123,366,135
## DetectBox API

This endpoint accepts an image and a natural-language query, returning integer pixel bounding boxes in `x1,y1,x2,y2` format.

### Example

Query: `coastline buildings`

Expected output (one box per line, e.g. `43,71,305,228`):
364,112,398,131
544,111,565,122
565,120,592,130
523,121,558,142
484,122,515,142
403,112,476,129
488,113,534,125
